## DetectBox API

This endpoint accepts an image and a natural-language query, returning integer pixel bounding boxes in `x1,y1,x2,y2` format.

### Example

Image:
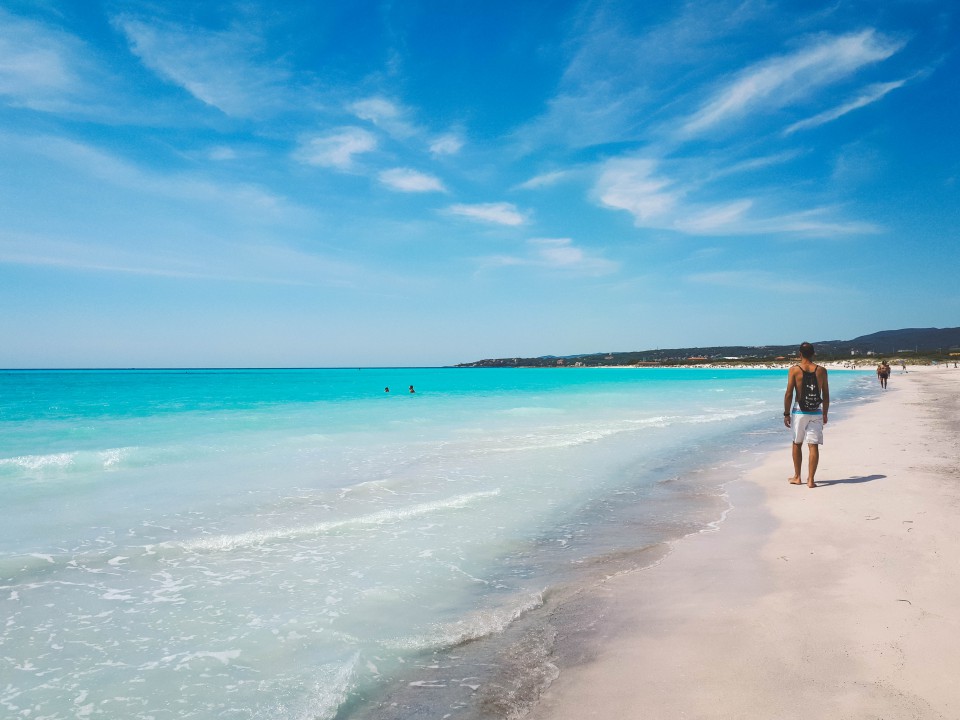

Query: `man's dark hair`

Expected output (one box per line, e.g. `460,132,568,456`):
799,342,815,359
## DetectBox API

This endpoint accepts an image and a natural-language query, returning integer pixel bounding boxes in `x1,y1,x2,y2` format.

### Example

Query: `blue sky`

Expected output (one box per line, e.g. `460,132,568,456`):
1,0,957,367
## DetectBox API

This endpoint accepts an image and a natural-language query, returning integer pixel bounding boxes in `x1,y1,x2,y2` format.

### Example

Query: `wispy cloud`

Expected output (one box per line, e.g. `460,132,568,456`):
114,15,291,117
0,229,378,289
595,159,679,224
733,208,880,236
379,167,446,193
586,29,907,238
350,96,464,158
481,238,618,275
293,127,377,170
349,96,418,138
516,170,573,190
511,1,768,153
595,156,880,236
0,7,100,113
509,14,660,152
16,133,296,219
674,201,754,234
447,202,527,226
681,30,904,136
783,78,910,135
678,203,879,236
0,232,300,285
429,134,464,156
702,151,805,183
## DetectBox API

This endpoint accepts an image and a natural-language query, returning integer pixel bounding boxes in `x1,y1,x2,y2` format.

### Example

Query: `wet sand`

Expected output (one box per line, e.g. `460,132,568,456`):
529,366,960,720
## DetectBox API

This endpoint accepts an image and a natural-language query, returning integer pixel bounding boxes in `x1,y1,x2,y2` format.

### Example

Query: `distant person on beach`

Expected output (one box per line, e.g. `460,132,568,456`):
877,360,890,389
784,342,829,488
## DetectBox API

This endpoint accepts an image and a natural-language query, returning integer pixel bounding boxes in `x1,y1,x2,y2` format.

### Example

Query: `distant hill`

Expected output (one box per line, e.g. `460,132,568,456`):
842,327,960,352
454,327,960,368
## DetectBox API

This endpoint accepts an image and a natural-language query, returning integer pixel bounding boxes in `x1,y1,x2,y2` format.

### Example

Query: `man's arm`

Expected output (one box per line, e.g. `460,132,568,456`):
783,367,799,427
819,367,830,424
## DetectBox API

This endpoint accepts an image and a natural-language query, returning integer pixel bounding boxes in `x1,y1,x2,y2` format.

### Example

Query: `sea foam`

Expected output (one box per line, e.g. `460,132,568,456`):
172,489,501,553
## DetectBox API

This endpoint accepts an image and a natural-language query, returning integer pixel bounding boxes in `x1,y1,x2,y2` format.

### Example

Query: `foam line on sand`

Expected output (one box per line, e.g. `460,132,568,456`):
529,366,960,720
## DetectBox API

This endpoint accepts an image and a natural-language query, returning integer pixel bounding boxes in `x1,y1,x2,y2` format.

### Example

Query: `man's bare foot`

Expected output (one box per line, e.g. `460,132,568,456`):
789,476,802,485
807,481,817,488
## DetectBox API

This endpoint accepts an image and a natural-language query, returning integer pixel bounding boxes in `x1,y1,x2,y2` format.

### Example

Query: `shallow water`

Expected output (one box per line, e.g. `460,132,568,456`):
0,367,871,718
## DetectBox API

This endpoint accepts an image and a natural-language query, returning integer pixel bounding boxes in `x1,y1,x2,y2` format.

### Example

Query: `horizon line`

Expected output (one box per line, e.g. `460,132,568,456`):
0,366,457,372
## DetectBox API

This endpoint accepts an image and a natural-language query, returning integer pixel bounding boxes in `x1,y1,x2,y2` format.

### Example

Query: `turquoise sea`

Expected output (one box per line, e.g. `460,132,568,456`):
0,367,871,719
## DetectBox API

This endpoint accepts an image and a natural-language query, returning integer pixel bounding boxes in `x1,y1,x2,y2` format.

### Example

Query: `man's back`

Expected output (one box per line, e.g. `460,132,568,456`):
784,342,829,488
789,358,826,398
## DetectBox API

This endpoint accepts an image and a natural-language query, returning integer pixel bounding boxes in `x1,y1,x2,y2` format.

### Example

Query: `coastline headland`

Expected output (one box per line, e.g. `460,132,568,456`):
454,326,960,369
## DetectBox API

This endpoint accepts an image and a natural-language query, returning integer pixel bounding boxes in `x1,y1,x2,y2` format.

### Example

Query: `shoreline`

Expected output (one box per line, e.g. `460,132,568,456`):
455,362,946,371
527,366,960,719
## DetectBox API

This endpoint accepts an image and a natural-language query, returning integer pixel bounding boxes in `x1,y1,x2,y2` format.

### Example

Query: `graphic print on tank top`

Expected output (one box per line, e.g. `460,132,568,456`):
798,368,822,412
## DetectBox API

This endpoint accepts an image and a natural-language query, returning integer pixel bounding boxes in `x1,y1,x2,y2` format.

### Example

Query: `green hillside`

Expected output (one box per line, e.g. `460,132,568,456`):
455,327,960,367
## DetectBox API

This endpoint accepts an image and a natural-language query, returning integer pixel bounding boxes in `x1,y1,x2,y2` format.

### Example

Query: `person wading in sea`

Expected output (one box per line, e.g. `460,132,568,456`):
784,341,830,488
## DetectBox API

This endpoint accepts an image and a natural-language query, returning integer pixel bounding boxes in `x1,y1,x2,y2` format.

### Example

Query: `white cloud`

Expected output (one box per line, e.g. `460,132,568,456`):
447,202,527,226
294,127,377,170
742,208,881,236
114,15,290,117
674,201,753,234
595,158,679,223
349,96,418,139
516,171,572,190
429,134,464,156
350,96,400,121
783,79,909,135
528,238,618,273
681,204,879,236
350,96,464,157
702,151,805,183
0,8,100,113
594,155,879,236
379,168,446,193
482,238,618,275
681,30,904,136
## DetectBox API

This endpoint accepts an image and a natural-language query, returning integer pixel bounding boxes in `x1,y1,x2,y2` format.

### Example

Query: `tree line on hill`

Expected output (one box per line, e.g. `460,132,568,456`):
454,327,960,368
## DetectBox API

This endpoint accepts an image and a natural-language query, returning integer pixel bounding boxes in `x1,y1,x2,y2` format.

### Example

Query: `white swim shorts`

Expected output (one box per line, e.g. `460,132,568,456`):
792,413,824,445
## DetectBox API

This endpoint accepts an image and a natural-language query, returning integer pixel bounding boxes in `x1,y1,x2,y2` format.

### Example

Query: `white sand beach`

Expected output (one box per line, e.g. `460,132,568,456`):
529,366,960,719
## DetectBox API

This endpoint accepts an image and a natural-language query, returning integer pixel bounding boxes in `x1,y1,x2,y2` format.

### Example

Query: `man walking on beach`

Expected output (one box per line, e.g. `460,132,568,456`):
877,360,890,389
784,342,829,488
